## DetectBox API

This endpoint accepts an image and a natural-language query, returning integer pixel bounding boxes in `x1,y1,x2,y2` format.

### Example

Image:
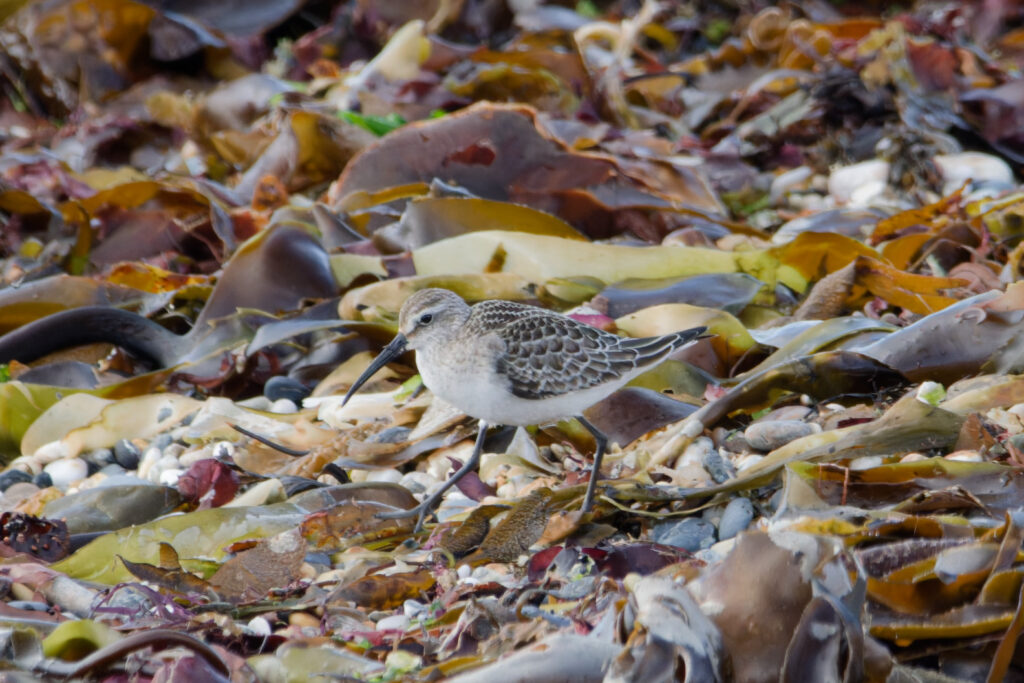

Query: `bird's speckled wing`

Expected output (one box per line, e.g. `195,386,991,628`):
488,311,698,400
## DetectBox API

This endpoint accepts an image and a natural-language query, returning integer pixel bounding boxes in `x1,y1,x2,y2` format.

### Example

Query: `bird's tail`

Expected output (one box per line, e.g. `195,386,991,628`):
620,326,708,365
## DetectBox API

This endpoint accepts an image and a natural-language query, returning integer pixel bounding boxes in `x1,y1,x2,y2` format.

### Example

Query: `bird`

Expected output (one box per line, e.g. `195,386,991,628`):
343,288,707,531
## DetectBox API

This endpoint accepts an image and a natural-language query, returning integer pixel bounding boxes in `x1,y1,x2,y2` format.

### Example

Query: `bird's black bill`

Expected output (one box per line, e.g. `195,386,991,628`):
342,333,408,405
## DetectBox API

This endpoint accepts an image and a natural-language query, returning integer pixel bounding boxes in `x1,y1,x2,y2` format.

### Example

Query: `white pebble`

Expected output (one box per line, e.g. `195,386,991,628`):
8,455,42,475
376,614,410,632
158,468,183,486
33,440,70,465
934,152,1013,194
247,616,272,636
900,452,928,463
366,469,402,484
946,451,982,462
137,447,163,480
403,599,428,619
457,564,472,580
678,437,714,467
44,458,88,490
212,441,235,458
849,455,883,470
399,471,437,494
829,160,890,205
269,398,298,414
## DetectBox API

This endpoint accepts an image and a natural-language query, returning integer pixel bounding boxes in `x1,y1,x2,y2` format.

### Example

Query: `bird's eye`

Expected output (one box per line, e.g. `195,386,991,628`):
418,313,433,325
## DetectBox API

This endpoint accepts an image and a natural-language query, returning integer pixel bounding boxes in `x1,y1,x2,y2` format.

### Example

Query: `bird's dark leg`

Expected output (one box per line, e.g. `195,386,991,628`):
576,416,608,513
378,419,490,533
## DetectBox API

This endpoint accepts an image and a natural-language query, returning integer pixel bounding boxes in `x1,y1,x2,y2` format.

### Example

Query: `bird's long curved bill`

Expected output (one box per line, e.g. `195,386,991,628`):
342,333,408,405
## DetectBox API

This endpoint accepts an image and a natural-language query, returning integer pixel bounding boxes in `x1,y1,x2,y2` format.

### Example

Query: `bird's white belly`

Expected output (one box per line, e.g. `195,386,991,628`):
418,349,633,426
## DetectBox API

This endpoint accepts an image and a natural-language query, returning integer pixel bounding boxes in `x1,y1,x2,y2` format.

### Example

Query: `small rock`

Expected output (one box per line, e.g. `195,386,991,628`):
151,433,174,451
702,447,734,483
33,440,70,465
744,420,819,451
849,455,883,470
225,478,285,507
269,398,299,414
114,440,142,470
84,449,115,469
376,614,410,631
44,458,88,490
366,469,403,484
399,471,437,495
900,452,928,463
934,152,1014,195
828,159,890,206
678,437,714,467
945,450,982,462
652,517,716,553
158,468,183,486
1,482,40,507
0,469,32,492
32,471,53,488
137,447,163,480
265,376,311,403
719,497,754,540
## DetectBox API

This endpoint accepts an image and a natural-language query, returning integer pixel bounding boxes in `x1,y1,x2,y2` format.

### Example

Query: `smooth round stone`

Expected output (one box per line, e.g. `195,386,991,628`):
744,420,819,452
114,440,142,470
269,398,298,414
718,497,755,541
849,455,883,471
0,469,32,492
652,517,716,553
44,458,88,490
366,469,402,484
211,441,235,459
84,448,115,469
678,437,714,467
137,447,163,480
265,376,311,403
151,433,174,451
158,468,183,486
398,471,437,495
1,482,40,507
225,478,284,507
32,471,53,489
375,614,410,631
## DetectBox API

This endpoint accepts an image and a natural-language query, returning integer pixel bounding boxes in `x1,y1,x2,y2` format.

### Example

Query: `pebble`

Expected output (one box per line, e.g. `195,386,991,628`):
158,468,183,486
652,517,716,553
399,471,437,495
1,482,40,508
225,478,285,507
269,398,299,414
84,448,115,469
137,447,163,480
265,376,311,403
702,447,734,484
114,440,142,470
151,434,174,451
718,497,754,540
32,471,53,489
376,614,410,632
0,469,32,492
828,159,890,205
365,469,402,484
900,452,928,463
33,440,70,466
934,152,1014,195
744,420,820,451
946,451,983,462
677,437,714,467
43,458,88,490
849,455,883,470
